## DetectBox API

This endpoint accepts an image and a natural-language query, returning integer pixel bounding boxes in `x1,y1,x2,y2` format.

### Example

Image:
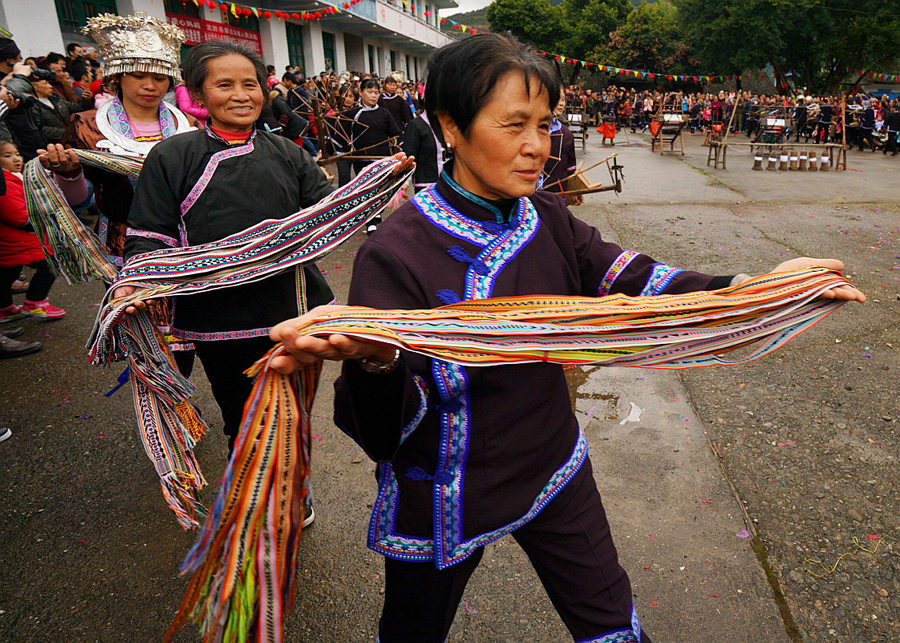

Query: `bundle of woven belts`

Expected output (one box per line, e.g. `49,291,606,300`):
166,265,852,643
86,158,412,529
23,149,142,283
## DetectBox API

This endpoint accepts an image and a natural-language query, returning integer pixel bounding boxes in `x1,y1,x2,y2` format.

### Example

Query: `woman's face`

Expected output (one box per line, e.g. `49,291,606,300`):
360,85,380,106
200,54,264,132
119,72,169,111
440,72,552,201
343,91,356,107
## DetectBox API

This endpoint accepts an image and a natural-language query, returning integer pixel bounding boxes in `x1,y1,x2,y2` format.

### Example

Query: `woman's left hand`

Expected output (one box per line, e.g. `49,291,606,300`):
389,151,415,176
767,257,866,302
38,144,81,178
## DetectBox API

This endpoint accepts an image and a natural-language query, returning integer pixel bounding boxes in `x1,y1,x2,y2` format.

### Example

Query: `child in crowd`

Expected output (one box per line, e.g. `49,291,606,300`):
0,141,88,321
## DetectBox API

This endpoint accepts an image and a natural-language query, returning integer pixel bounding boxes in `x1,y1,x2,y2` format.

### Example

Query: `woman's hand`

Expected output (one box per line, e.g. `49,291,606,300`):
269,305,397,374
389,151,415,176
112,284,156,315
766,257,866,302
38,144,81,178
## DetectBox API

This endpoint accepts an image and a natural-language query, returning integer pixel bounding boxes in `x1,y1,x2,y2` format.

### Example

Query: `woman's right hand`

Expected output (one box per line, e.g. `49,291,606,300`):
113,284,155,315
269,305,397,374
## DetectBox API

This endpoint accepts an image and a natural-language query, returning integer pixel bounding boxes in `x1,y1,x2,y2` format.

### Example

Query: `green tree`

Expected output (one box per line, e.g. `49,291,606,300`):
673,0,900,94
485,0,563,53
487,0,632,83
594,1,695,74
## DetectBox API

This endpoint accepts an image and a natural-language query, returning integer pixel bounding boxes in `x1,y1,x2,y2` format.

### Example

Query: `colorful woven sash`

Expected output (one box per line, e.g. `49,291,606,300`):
167,266,852,643
23,150,143,283
89,158,412,529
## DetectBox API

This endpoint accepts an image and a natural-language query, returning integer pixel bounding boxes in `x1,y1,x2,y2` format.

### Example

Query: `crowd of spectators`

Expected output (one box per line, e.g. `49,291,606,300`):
563,84,900,154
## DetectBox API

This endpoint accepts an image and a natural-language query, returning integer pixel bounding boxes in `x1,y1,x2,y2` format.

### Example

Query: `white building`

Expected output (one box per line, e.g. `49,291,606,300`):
0,0,457,81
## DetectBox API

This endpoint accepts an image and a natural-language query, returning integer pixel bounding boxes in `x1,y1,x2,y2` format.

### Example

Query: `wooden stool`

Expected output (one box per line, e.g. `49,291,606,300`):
778,150,789,171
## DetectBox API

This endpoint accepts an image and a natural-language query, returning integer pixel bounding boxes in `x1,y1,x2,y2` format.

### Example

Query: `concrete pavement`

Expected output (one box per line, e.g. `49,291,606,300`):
1,126,896,642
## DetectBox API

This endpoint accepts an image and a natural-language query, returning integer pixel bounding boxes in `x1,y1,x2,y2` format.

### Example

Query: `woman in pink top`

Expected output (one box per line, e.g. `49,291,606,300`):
175,84,207,128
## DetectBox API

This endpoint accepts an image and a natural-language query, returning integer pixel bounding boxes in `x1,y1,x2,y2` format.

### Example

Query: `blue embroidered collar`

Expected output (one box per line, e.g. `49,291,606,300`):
441,168,517,224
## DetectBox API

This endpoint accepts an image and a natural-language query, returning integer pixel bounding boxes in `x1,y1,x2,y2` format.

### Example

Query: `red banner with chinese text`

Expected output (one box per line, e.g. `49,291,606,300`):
166,14,263,55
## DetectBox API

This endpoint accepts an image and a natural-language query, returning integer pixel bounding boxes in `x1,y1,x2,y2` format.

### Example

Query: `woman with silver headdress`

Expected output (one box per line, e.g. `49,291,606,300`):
44,14,196,366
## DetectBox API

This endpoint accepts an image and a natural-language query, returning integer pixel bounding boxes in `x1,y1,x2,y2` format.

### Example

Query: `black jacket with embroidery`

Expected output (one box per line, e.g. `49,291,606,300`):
124,128,334,337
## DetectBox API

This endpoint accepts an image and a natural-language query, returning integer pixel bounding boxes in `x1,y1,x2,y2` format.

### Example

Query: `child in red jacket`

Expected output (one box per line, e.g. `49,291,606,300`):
0,141,88,321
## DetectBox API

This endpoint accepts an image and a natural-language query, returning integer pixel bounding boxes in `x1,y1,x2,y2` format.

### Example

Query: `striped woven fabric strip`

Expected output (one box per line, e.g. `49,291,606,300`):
23,150,144,283
88,158,412,530
291,267,850,369
167,266,852,643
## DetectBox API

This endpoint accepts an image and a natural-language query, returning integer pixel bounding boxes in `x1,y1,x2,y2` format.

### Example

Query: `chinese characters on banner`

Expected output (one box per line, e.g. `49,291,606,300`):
166,14,263,55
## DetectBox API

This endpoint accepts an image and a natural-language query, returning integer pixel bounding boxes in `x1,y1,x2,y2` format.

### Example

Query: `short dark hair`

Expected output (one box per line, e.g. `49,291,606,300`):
424,33,559,141
66,43,81,56
182,40,268,101
43,52,67,69
282,72,297,84
359,78,379,92
70,60,90,82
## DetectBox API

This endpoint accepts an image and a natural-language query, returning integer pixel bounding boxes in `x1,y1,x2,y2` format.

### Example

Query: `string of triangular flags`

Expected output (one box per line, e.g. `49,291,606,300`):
182,0,899,82
434,16,900,84
187,0,361,21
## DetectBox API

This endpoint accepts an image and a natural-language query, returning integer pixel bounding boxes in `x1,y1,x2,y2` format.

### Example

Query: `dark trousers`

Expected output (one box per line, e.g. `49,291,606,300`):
858,128,875,150
0,260,56,307
336,157,352,187
885,130,899,155
193,335,275,452
377,458,651,643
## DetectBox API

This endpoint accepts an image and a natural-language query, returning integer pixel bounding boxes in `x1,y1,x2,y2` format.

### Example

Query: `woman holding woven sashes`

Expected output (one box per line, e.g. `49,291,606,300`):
269,34,865,642
114,41,412,470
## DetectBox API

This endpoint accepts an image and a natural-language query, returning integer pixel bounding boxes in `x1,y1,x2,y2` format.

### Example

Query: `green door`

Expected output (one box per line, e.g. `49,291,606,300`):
286,22,305,74
322,32,335,72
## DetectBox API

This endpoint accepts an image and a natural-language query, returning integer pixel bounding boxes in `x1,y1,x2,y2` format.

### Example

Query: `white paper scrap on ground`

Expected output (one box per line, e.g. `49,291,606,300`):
619,402,644,425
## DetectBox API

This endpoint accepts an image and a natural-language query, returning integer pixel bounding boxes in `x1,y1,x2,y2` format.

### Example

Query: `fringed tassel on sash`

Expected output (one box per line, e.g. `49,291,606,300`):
24,149,143,283
123,313,208,528
168,266,853,643
165,352,320,643
89,159,412,528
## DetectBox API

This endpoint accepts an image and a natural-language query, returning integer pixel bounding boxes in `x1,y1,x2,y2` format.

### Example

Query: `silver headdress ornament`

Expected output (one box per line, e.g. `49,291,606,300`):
83,13,184,82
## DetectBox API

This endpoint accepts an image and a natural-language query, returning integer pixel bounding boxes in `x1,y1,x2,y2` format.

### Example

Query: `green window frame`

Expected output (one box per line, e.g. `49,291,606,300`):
221,10,259,32
164,0,200,18
286,22,305,73
55,0,118,29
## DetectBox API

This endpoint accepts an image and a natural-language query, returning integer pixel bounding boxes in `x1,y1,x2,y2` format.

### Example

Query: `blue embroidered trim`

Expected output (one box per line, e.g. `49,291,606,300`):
598,250,639,297
431,359,472,568
441,169,505,222
465,200,540,300
368,463,435,562
575,605,641,643
640,263,684,297
400,375,429,444
368,430,590,567
412,185,498,246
